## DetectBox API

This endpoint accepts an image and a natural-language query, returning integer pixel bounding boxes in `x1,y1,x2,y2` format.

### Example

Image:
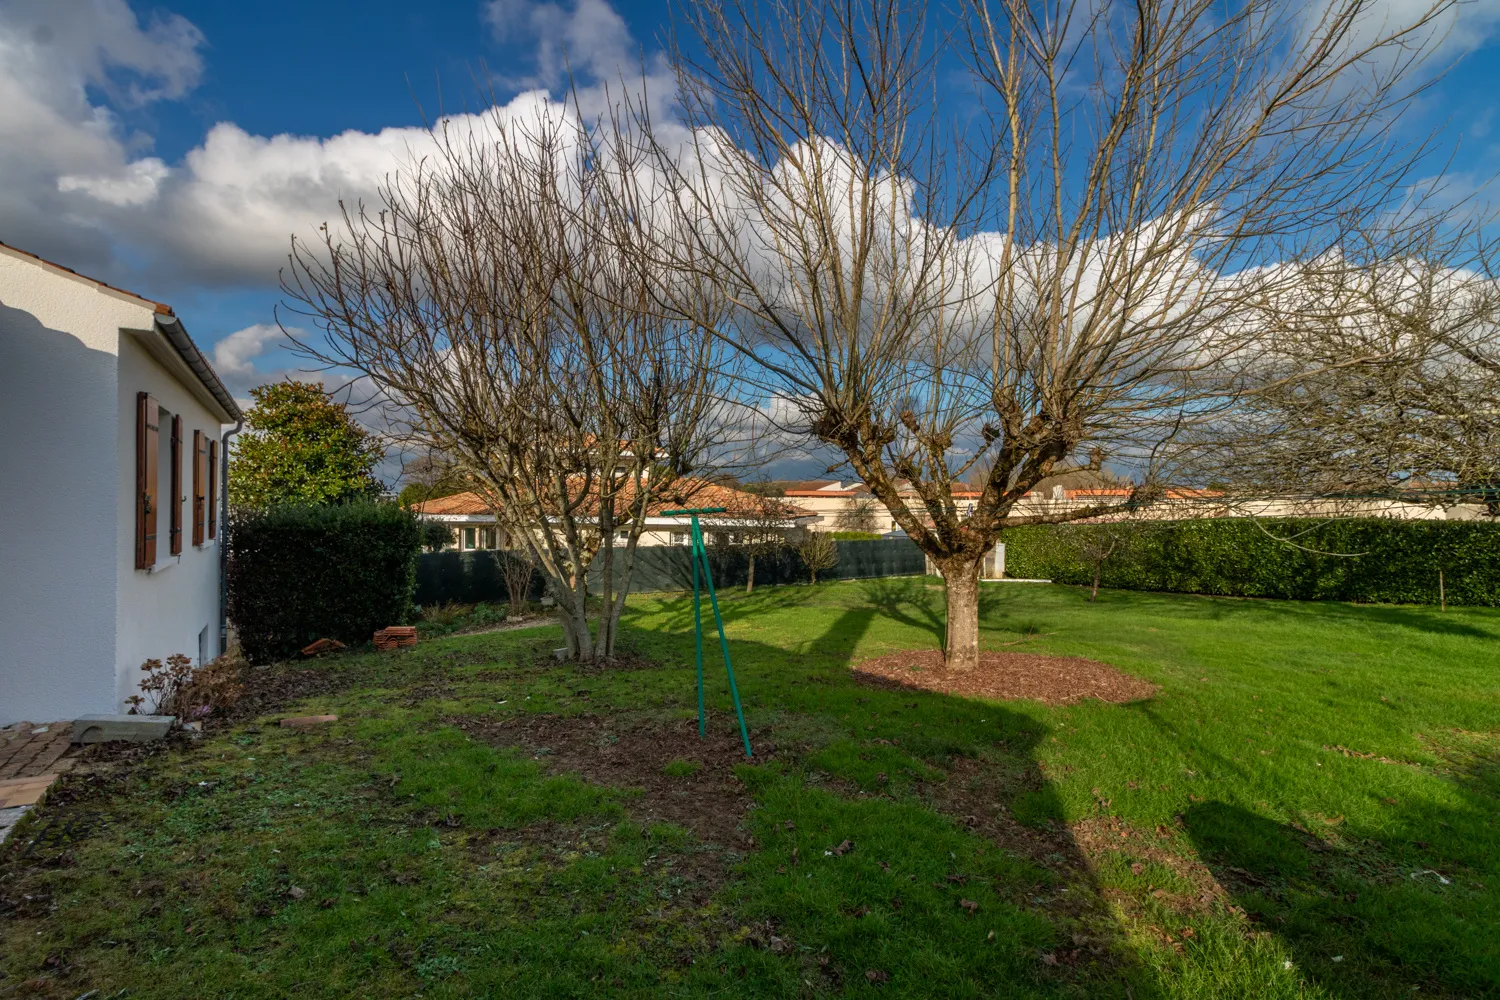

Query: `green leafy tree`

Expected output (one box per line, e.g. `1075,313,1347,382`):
228,381,384,510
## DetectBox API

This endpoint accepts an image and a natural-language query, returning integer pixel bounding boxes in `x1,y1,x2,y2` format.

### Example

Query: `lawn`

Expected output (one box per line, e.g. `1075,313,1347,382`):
2,580,1497,998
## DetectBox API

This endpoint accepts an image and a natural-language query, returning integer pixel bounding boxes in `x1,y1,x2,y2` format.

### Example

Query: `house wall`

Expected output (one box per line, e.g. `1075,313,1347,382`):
114,335,224,711
0,254,134,724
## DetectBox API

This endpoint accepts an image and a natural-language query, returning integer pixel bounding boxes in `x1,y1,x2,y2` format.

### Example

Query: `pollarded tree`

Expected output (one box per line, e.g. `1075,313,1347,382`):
282,99,744,662
228,381,384,510
650,0,1459,669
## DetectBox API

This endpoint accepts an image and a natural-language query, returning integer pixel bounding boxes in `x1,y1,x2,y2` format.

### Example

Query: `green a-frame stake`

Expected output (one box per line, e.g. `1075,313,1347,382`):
662,507,753,757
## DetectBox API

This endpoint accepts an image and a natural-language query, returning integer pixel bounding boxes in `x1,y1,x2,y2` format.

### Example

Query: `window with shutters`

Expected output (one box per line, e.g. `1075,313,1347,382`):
207,439,218,539
169,414,183,555
135,393,159,569
192,429,207,545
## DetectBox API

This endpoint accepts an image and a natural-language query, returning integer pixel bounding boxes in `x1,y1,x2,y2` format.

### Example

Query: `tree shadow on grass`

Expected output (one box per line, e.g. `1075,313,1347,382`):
1184,792,1498,998
666,600,1159,996
859,575,948,646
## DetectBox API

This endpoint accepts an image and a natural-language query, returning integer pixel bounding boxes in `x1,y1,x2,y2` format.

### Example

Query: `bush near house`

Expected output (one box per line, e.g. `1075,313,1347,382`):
227,501,422,662
1004,516,1500,605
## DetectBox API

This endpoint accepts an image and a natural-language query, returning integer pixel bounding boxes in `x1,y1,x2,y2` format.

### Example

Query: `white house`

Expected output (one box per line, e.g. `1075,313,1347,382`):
0,242,242,726
412,479,817,548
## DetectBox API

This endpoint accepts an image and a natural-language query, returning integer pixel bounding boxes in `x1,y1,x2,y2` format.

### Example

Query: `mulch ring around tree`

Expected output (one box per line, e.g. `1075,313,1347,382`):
451,713,774,851
853,650,1158,706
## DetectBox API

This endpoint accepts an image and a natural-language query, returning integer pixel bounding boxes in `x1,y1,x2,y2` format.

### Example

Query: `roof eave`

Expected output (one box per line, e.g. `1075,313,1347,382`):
154,314,242,423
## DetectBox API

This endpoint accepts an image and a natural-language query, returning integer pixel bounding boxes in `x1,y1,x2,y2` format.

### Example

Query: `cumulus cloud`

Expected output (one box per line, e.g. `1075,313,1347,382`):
1,0,667,291
485,0,638,88
0,0,203,268
58,156,169,207
213,323,288,382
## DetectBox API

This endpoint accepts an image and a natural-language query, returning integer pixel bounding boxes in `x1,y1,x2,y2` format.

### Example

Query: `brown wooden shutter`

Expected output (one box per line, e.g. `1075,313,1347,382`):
193,430,207,546
169,415,183,555
135,393,159,569
207,438,219,539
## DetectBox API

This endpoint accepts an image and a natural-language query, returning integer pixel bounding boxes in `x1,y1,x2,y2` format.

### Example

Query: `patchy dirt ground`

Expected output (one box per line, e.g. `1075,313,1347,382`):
854,650,1159,705
453,713,773,851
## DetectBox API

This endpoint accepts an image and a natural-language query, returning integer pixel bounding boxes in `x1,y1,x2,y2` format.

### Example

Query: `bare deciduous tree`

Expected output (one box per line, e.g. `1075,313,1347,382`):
1210,226,1500,515
795,529,840,584
282,101,740,662
834,495,883,534
1064,520,1151,602
500,549,536,616
648,0,1458,669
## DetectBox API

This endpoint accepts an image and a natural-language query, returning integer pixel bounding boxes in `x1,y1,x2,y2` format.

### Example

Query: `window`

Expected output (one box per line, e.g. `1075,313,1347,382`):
671,531,690,546
462,527,477,550
479,527,497,549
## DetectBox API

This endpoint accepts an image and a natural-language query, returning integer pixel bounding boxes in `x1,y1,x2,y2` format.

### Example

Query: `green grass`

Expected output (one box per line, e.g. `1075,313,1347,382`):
2,579,1497,998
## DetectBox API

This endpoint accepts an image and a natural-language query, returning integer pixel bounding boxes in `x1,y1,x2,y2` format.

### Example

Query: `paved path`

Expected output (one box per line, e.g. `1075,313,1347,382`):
1,721,73,780
0,721,73,844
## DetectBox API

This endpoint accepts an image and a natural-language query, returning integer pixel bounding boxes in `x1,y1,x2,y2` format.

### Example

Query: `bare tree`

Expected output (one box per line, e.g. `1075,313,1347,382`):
1211,226,1500,515
647,0,1458,669
834,495,882,533
795,530,841,584
1063,519,1150,602
282,100,740,662
500,549,536,616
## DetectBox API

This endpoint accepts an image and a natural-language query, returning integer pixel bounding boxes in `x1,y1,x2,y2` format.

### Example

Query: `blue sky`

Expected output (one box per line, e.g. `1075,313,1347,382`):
2,0,1499,454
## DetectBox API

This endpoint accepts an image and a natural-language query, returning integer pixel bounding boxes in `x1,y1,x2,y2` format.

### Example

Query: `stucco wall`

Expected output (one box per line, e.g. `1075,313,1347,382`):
0,253,139,724
114,335,224,712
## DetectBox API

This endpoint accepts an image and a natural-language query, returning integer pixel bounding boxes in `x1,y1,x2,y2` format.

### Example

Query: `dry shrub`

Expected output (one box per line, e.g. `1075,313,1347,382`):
126,652,247,720
420,600,475,626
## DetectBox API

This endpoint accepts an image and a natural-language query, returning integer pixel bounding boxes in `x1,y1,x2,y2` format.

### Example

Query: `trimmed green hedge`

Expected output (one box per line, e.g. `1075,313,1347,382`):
227,502,422,663
1002,517,1500,606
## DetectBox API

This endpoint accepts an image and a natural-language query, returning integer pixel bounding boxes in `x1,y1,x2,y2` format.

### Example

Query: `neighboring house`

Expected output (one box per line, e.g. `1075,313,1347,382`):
0,242,242,726
774,480,984,533
775,475,1490,529
412,478,817,548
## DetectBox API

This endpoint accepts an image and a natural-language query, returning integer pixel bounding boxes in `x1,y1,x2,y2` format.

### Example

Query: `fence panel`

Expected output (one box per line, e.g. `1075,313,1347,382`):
414,538,928,606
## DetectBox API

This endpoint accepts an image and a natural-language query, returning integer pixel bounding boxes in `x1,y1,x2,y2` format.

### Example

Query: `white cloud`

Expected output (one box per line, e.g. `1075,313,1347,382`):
0,0,663,292
0,0,203,269
58,156,168,207
213,323,288,382
484,0,638,89
1298,0,1500,83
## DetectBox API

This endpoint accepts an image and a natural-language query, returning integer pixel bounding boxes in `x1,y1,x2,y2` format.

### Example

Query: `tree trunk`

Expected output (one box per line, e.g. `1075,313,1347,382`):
746,554,756,594
941,557,982,672
1091,562,1101,602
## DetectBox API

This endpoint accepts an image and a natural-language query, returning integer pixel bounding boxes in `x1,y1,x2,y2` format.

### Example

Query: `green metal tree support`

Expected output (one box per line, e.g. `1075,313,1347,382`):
663,507,753,757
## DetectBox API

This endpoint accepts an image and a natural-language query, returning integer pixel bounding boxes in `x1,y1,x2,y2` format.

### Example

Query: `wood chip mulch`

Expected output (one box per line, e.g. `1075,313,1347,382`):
853,650,1158,706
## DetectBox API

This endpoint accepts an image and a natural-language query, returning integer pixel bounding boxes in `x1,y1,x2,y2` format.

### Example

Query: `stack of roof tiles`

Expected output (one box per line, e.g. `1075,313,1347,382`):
372,626,418,651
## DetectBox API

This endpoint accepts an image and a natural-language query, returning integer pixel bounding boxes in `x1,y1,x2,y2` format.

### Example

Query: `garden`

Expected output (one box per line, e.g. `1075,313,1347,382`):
2,579,1496,998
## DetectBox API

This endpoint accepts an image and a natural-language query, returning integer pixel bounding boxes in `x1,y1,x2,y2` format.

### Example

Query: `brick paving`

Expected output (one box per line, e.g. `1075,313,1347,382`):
0,721,76,780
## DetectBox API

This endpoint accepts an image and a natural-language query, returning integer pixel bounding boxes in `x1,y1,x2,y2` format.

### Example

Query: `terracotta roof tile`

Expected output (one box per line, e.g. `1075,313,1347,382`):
411,478,816,521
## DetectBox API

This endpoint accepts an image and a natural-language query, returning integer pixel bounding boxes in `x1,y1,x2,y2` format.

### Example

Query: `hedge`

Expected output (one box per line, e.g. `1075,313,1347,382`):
1002,517,1500,606
227,501,422,663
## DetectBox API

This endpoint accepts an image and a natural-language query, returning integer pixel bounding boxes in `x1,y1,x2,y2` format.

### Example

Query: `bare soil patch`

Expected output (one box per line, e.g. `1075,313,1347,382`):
854,650,1158,706
452,713,773,851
